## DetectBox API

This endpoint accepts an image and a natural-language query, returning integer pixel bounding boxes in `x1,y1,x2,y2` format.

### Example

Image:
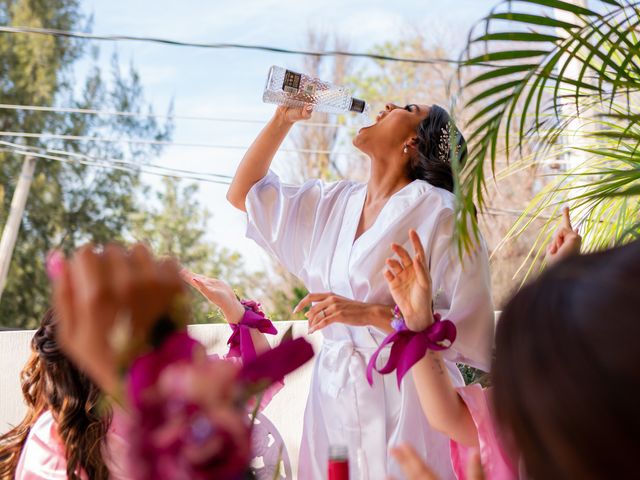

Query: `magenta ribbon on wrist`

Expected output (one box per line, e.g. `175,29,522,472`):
366,312,457,388
227,300,277,362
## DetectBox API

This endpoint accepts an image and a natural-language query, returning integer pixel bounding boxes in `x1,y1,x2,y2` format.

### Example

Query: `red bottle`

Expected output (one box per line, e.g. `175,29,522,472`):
328,445,349,480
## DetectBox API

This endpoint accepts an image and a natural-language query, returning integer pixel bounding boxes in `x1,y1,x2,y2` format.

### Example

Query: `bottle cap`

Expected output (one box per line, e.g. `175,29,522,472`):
349,98,366,113
329,445,348,461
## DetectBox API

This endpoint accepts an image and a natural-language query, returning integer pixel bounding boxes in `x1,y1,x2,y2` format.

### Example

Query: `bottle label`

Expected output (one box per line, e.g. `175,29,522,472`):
283,70,302,94
302,82,316,95
349,98,366,113
328,460,349,480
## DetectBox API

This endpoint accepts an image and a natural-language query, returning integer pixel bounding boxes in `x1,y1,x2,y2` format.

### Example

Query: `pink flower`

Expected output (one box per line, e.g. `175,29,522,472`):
127,333,250,480
124,329,315,480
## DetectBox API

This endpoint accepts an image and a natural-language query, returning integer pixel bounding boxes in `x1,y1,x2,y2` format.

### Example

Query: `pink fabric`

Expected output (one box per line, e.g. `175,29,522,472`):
450,385,519,480
214,354,284,410
14,410,129,480
15,328,283,480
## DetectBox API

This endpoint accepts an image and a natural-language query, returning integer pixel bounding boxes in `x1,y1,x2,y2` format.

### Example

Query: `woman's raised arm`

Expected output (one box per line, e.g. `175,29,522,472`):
226,105,312,211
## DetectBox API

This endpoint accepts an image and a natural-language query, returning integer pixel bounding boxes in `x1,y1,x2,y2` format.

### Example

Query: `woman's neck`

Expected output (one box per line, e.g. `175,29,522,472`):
366,154,412,203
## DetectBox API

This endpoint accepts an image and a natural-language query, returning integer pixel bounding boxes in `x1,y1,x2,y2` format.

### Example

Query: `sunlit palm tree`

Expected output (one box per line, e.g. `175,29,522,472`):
456,0,639,275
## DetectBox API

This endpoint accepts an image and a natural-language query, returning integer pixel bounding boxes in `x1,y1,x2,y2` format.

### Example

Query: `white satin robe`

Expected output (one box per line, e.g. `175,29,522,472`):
245,171,494,480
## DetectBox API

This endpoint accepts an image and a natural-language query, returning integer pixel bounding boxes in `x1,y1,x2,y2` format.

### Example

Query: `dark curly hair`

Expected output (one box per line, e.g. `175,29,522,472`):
408,104,467,193
0,309,112,479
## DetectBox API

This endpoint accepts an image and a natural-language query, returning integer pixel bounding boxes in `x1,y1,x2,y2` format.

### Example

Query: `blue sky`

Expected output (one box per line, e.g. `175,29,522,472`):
80,0,498,271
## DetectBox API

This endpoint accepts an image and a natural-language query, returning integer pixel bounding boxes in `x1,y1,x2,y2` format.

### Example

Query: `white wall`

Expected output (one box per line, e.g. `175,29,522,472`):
0,322,323,477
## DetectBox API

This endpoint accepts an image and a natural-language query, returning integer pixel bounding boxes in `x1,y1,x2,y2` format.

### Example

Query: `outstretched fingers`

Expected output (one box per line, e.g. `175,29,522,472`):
409,230,430,287
386,258,404,276
384,269,396,284
391,242,413,267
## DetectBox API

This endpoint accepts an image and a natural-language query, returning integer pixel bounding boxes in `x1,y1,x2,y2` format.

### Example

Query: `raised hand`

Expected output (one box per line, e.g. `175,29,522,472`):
52,243,185,394
384,229,434,332
276,104,313,124
546,206,582,265
181,271,244,324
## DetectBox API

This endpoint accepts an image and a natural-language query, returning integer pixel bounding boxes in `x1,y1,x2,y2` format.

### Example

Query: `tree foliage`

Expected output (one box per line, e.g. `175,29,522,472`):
0,0,171,328
129,178,254,324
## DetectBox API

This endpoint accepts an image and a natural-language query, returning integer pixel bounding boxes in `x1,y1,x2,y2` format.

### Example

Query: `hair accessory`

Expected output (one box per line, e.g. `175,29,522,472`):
437,123,461,163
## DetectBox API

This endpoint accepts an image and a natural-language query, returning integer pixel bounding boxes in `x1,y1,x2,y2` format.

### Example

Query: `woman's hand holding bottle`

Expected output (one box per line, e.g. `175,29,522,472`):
275,104,313,125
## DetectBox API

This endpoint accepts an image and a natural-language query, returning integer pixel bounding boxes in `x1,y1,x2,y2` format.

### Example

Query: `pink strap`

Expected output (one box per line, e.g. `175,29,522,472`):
227,301,277,362
366,313,457,387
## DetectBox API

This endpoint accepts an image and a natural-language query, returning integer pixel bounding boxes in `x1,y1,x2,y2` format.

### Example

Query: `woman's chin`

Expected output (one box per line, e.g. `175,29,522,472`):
353,126,370,148
352,133,364,151
357,122,375,135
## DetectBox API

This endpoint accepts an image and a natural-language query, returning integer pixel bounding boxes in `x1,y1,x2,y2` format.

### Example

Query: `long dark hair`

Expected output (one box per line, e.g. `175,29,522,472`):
0,309,112,479
409,104,468,193
492,240,640,479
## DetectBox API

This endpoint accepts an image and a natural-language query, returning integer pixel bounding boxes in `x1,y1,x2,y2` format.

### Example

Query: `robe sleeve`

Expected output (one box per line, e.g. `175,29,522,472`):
245,170,333,277
429,211,495,371
449,385,518,480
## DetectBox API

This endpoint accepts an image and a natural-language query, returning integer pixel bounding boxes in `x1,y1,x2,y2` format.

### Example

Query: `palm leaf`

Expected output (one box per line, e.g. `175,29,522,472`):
455,0,640,272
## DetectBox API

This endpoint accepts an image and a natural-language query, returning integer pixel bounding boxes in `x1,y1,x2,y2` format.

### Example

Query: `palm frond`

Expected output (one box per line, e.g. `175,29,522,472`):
455,0,640,270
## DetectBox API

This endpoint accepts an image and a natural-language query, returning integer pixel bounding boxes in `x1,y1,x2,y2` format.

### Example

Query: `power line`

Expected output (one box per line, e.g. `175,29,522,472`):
0,103,348,129
2,145,563,223
0,140,233,181
0,144,232,185
0,25,457,65
0,131,366,157
1,145,565,222
49,149,233,180
1,147,232,185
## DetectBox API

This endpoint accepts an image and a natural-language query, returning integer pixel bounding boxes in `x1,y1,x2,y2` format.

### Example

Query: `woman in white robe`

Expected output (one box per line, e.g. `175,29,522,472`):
227,103,493,479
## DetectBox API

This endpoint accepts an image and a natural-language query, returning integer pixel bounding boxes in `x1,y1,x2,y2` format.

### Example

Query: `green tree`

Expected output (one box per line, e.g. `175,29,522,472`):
0,0,171,328
350,36,456,110
129,177,254,324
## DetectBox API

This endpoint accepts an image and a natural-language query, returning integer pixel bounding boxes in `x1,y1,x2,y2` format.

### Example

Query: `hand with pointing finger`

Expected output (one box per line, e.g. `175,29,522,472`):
546,206,582,266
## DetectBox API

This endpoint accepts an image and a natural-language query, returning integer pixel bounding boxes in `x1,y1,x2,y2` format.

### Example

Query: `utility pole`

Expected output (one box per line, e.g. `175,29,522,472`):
0,156,36,303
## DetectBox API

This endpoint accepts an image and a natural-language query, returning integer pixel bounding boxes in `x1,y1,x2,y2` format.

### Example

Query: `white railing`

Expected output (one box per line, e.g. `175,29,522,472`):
0,322,323,478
